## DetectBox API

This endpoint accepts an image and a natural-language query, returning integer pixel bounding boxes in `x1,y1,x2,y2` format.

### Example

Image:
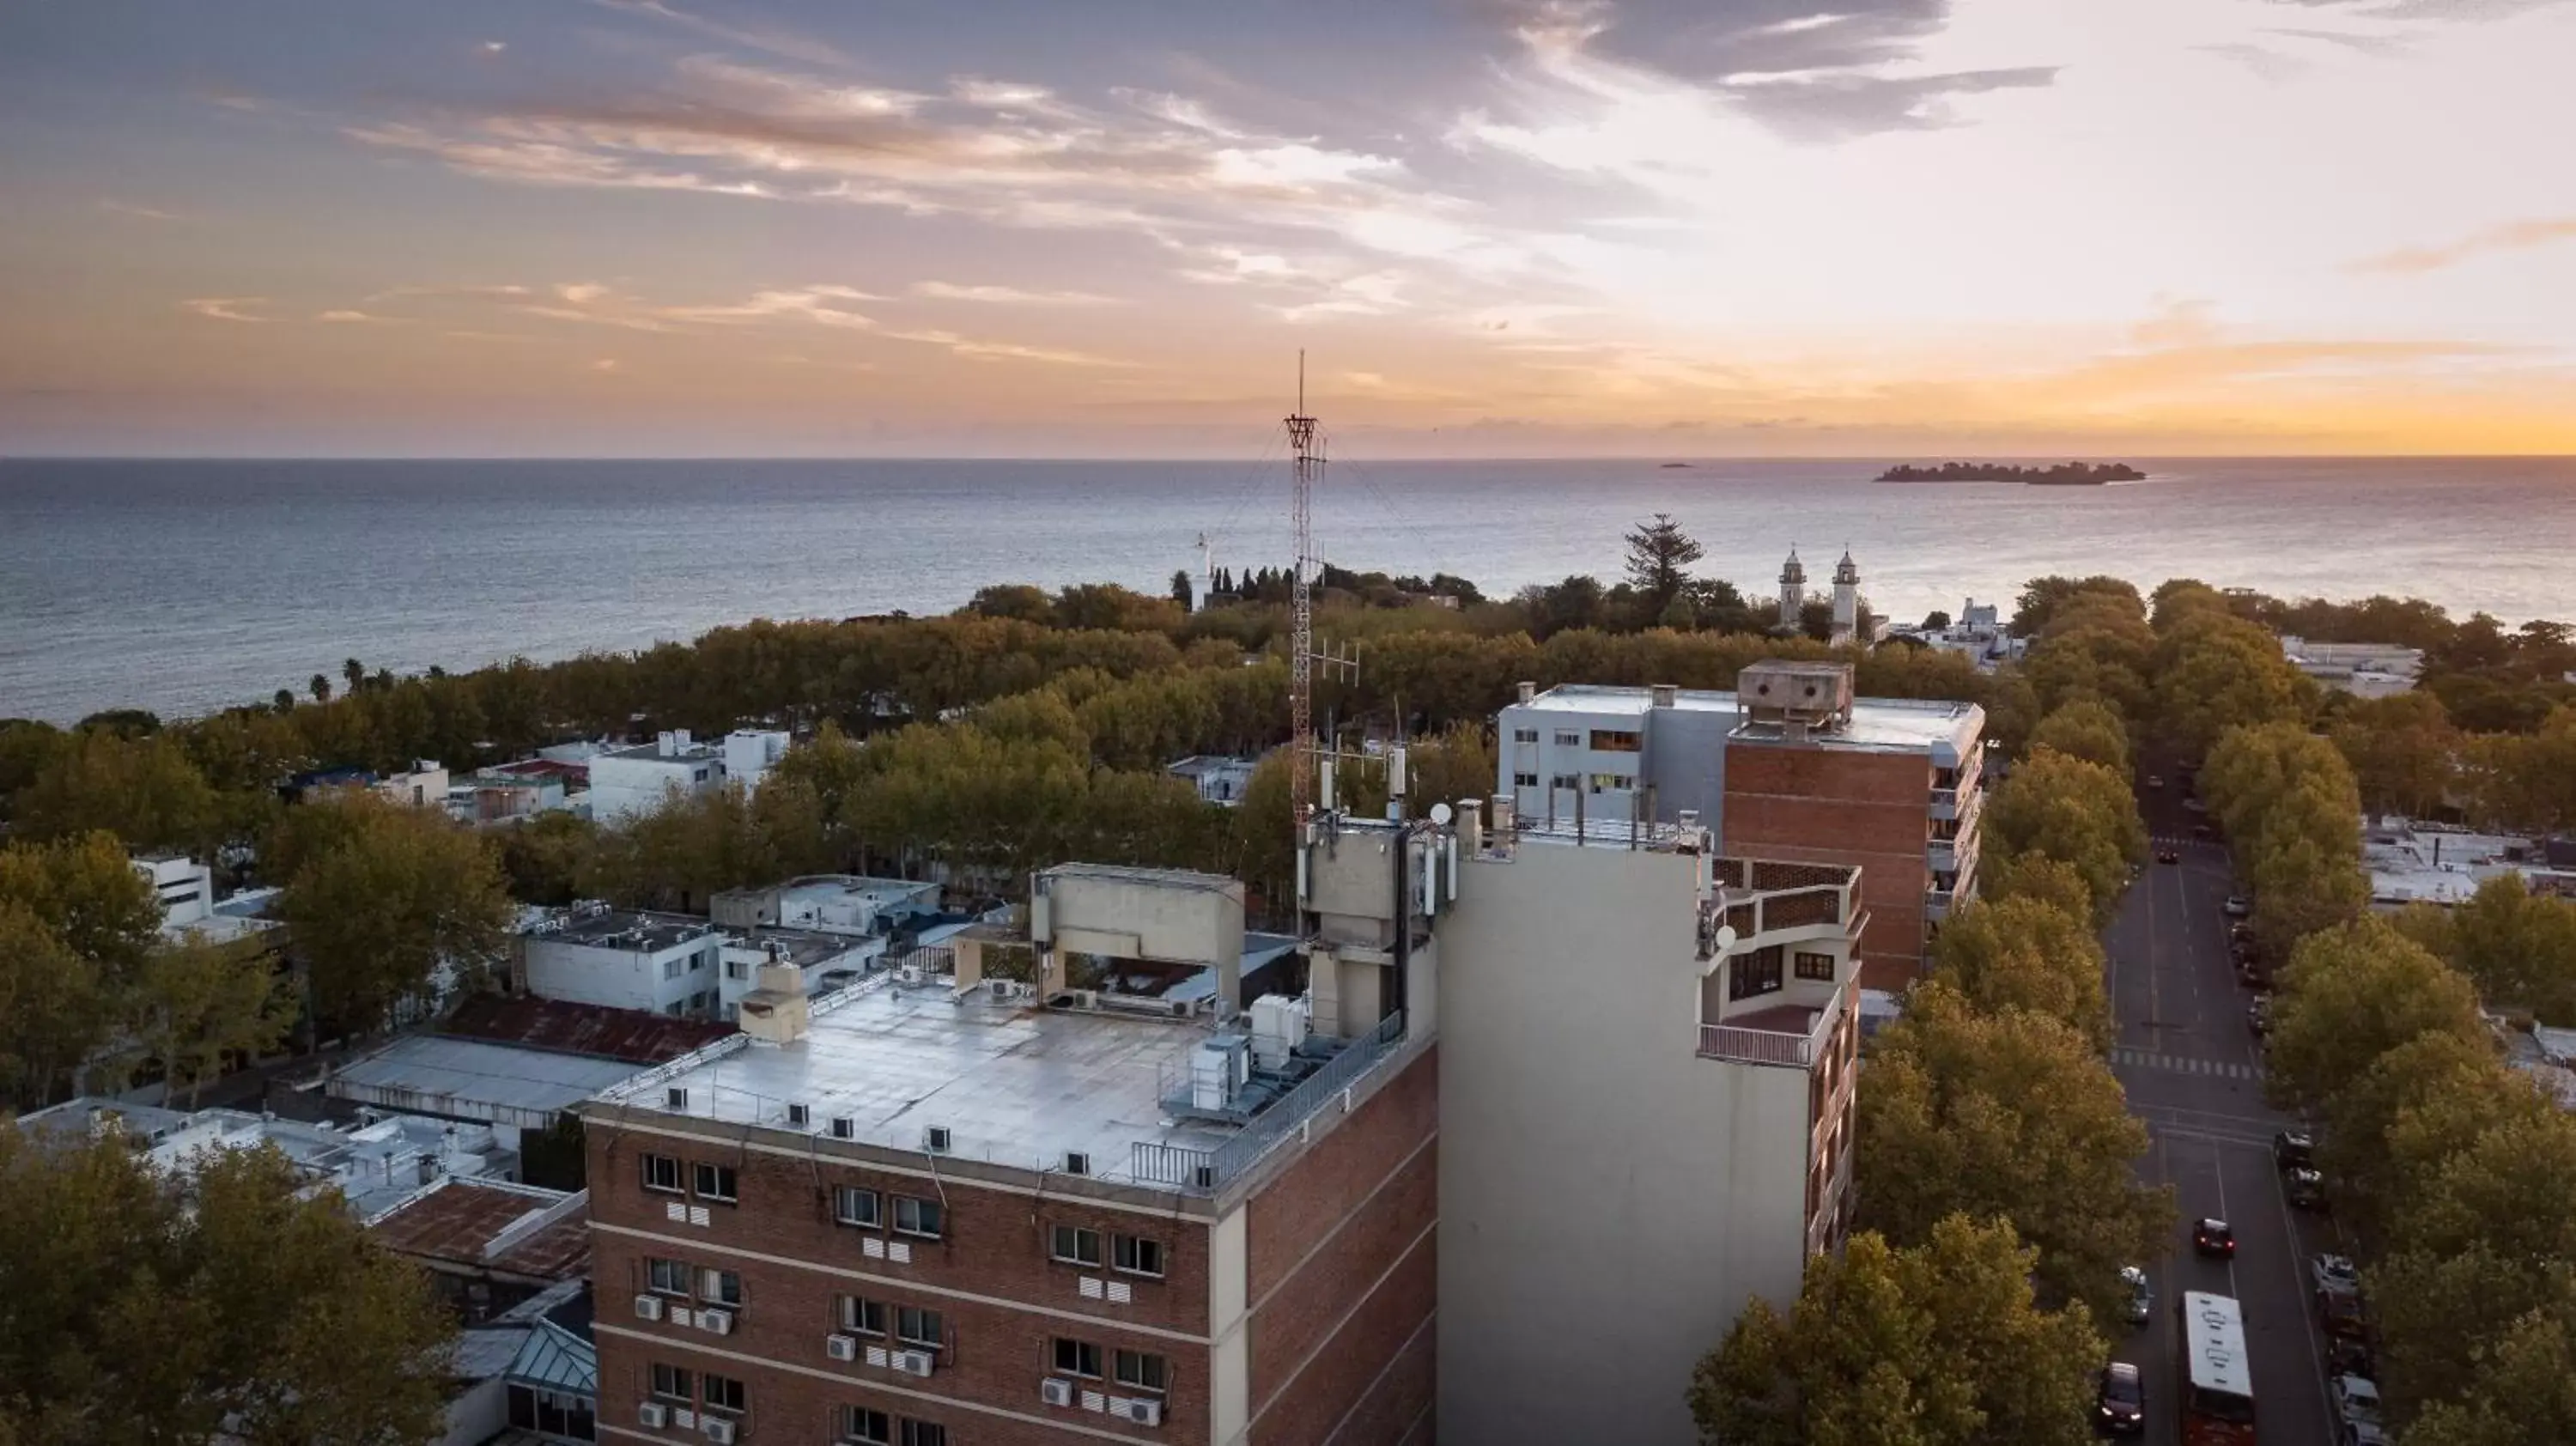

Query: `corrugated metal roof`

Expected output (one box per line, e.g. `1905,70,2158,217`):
440,995,735,1064
367,1177,592,1280
330,1036,639,1126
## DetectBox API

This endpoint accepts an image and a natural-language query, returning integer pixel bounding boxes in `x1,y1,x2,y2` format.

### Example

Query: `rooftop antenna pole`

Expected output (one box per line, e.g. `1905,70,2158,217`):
1287,350,1322,823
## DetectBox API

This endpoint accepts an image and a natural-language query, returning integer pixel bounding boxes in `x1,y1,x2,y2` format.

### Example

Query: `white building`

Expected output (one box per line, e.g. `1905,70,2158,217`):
722,727,791,795
518,904,727,1018
376,760,451,809
709,874,939,938
129,853,281,947
1168,754,1260,805
2282,636,2423,697
585,731,730,824
715,927,882,1020
1831,549,1862,647
13,1097,518,1218
1893,596,2026,670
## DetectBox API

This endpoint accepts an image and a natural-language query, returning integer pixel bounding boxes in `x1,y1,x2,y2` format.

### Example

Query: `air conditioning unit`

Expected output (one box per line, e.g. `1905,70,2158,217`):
830,1116,856,1140
1072,989,1099,1010
922,1125,951,1154
697,1308,734,1336
1109,1397,1163,1426
1063,1151,1091,1176
787,1102,811,1127
890,1350,935,1377
1041,1377,1077,1407
987,977,1012,999
702,1419,736,1445
635,1293,665,1321
638,1402,670,1429
826,1334,858,1362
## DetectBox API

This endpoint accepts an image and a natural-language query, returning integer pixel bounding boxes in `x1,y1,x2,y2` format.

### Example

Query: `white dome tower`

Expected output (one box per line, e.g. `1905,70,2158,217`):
1778,547,1807,629
1832,549,1861,647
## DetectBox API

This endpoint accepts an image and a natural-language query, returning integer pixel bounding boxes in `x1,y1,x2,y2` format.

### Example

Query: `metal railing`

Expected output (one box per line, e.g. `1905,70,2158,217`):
1698,989,1844,1070
1129,1011,1410,1194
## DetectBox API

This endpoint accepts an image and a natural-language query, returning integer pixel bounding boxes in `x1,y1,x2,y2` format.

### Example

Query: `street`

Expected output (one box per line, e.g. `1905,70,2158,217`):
2104,782,2340,1445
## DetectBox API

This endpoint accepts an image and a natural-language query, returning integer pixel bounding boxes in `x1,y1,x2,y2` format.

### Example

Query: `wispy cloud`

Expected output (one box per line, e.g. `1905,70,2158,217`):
2351,216,2576,272
588,0,854,69
910,281,1116,305
181,297,268,323
316,309,403,324
100,199,185,222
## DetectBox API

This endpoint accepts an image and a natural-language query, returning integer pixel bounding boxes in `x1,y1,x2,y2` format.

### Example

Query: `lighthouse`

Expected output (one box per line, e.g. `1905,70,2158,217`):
1832,549,1861,647
1777,547,1807,630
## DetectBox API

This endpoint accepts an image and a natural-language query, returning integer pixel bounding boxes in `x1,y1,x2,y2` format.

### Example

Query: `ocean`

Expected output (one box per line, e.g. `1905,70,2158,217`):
4,456,2574,726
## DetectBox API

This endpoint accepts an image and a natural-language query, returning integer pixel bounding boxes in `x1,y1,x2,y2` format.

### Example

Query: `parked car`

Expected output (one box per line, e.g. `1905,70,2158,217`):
2191,823,2215,840
2095,1361,2146,1436
2326,1335,2379,1380
2193,1218,2237,1258
2118,1266,2151,1327
2331,1373,2384,1432
2274,1129,2316,1169
2229,922,2256,945
2318,1285,2369,1340
2340,1424,2389,1446
2145,775,2163,790
2286,1167,2327,1210
2223,896,2252,917
2236,957,2266,988
2248,997,2272,1035
2157,848,2180,865
2312,1254,2362,1294
2184,796,2207,812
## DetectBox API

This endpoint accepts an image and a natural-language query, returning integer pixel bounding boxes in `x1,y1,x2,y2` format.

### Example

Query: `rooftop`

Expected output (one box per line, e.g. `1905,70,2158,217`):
439,994,737,1064
1509,683,1980,752
367,1176,592,1279
726,926,878,970
592,970,1400,1194
598,738,723,762
772,874,936,911
330,1036,644,1128
2364,820,2546,906
13,1098,513,1217
529,905,721,953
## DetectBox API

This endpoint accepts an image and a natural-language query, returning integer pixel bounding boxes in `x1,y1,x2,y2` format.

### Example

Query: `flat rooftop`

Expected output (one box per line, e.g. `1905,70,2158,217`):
598,740,721,762
2364,823,2543,906
595,975,1255,1187
775,875,933,908
331,1036,644,1125
727,925,874,970
538,907,720,952
1510,684,1980,752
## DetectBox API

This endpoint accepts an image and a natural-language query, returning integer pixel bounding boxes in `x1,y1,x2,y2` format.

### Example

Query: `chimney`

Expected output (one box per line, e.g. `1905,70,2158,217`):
738,957,811,1044
1455,798,1484,855
1516,680,1537,704
1650,684,1678,709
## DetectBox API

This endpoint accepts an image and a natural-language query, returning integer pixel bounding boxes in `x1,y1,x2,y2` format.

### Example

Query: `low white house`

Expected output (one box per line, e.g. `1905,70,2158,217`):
129,854,280,947
519,904,726,1018
716,928,883,1020
586,732,729,824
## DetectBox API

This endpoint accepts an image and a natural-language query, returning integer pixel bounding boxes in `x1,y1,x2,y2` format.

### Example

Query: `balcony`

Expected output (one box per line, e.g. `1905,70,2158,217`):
1924,887,1955,920
1698,988,1845,1070
1701,860,1861,958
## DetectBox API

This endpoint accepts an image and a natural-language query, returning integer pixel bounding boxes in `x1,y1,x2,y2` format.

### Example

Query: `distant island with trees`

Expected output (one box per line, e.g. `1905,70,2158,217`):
1876,461,2146,485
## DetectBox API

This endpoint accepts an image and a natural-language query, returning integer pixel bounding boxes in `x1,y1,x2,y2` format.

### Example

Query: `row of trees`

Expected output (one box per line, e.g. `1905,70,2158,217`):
1694,647,2165,1442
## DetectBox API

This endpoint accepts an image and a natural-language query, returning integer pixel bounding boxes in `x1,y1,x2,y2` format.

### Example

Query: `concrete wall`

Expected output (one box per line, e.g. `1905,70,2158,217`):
524,934,720,1015
590,753,723,825
1034,871,1245,969
1435,841,1816,1446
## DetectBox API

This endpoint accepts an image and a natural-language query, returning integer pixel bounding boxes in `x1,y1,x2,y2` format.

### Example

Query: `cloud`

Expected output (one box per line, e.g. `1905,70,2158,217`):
481,40,507,55
181,297,268,323
316,309,402,323
100,199,184,221
592,357,621,371
2192,42,2311,81
588,0,854,70
909,282,1117,306
2131,298,2224,349
2349,216,2576,272
2265,0,2571,19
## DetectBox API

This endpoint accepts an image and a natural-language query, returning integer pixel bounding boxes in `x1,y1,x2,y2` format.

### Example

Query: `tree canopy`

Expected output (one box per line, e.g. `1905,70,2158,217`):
1979,746,2146,927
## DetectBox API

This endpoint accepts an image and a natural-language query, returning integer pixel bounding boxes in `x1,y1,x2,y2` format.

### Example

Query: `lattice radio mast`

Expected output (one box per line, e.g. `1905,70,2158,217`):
1286,352,1322,823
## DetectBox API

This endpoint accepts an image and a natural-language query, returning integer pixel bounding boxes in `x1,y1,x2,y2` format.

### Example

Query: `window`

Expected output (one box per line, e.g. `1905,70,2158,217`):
688,990,709,1013
1050,1224,1103,1267
1589,728,1643,752
1113,1234,1165,1279
646,1257,690,1295
1115,1349,1169,1394
1549,773,1582,792
1511,727,1538,744
693,768,709,783
1552,729,1581,747
896,1305,945,1352
1053,1337,1103,1377
1730,945,1784,1001
834,1186,880,1228
1795,951,1836,982
649,1364,692,1401
891,1194,942,1238
507,1383,595,1440
692,1162,738,1202
726,957,748,981
1512,771,1539,787
840,1294,887,1336
663,957,685,981
838,1406,891,1444
693,948,710,972
641,1153,682,1194
701,1372,746,1413
1588,772,1633,793
698,1267,741,1306
899,1424,946,1446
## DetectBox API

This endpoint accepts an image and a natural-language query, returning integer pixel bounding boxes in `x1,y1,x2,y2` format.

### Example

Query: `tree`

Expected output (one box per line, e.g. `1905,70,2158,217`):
2317,1030,2530,1252
0,904,106,1109
273,796,514,1035
1856,985,2172,1319
495,810,602,907
309,672,331,703
342,657,367,696
2026,700,2130,775
2332,690,2461,820
2010,575,2143,638
1623,513,1705,613
2397,1279,2576,1446
0,832,164,986
1688,1216,2105,1446
1979,747,2147,927
131,937,295,1109
2446,876,2576,1024
1922,611,1953,631
1169,568,1194,607
1927,897,2112,1051
2265,915,2487,1115
13,731,221,854
2150,612,2313,762
0,1122,458,1444
1977,854,2097,930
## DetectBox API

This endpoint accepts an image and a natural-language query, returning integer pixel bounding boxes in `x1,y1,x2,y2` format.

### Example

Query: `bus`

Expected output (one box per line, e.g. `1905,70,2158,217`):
2177,1291,2257,1444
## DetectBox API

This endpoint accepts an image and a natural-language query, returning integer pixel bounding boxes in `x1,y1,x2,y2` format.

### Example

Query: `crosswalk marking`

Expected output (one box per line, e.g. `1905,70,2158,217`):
2113,1047,2262,1081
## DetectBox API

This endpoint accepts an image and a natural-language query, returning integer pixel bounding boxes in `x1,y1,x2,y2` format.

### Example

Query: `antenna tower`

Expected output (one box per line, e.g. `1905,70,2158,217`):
1286,352,1322,822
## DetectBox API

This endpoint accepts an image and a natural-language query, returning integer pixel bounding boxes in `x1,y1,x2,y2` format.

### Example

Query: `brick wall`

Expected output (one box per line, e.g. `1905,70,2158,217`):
1239,1046,1440,1445
1722,745,1933,988
587,1122,1212,1444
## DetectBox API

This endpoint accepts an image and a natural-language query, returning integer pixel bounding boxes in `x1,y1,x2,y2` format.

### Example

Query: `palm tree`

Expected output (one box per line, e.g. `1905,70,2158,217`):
311,673,332,703
273,688,295,714
343,658,367,695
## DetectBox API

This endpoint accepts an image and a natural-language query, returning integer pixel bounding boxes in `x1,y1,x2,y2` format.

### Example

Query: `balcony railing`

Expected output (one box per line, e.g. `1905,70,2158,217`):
1698,989,1844,1070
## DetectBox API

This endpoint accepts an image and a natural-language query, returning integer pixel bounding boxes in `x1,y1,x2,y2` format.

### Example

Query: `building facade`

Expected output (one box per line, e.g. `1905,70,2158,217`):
590,733,734,825
1493,662,1984,987
523,907,730,1018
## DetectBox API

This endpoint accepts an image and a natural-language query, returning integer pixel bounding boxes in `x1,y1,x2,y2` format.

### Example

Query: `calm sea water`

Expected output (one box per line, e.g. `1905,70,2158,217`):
3,457,2574,726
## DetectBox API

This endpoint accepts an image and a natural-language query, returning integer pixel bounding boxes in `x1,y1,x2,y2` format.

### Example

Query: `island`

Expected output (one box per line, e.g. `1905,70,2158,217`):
1875,460,2145,485
1658,461,1695,469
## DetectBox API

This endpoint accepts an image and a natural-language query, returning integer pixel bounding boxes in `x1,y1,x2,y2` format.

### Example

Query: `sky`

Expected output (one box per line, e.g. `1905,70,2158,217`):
3,0,2574,458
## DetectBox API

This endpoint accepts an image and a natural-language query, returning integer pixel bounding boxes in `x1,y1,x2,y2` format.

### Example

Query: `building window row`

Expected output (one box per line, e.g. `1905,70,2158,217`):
1049,1337,1170,1394
1511,771,1539,788
839,1406,946,1446
648,1363,747,1414
1552,729,1582,747
640,1152,738,1203
836,1293,946,1352
1588,772,1634,794
1511,726,1539,744
1047,1224,1166,1278
1589,728,1643,753
644,1255,742,1307
833,1185,945,1239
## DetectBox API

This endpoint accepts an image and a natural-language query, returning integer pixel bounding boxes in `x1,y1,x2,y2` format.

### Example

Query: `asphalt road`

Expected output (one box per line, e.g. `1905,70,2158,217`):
2105,778,2341,1446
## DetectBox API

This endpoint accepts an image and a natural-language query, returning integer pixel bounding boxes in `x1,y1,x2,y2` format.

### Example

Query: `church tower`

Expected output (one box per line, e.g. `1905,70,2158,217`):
1777,548,1807,629
1832,549,1861,647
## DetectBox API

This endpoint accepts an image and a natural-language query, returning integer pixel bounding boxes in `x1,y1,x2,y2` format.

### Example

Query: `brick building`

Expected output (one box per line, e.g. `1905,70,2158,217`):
1494,660,1985,988
578,919,1436,1445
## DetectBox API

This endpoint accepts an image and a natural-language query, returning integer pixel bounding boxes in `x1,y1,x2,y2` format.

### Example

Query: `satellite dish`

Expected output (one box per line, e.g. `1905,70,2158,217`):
1712,925,1737,956
1430,802,1454,824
